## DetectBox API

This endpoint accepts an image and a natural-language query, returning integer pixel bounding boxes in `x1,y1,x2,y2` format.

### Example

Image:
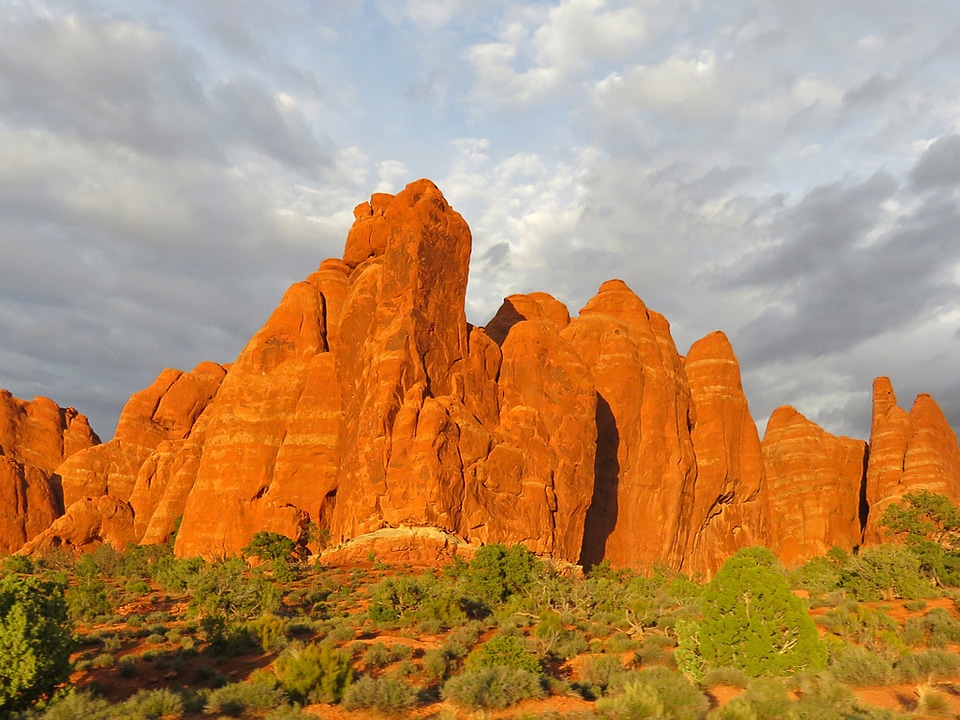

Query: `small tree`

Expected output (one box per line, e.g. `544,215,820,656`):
0,574,74,712
467,544,542,607
881,491,960,586
678,547,826,678
243,531,299,582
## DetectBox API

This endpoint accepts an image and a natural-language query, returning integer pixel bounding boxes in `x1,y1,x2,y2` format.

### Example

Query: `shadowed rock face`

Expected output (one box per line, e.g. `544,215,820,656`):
563,280,697,570
8,180,960,575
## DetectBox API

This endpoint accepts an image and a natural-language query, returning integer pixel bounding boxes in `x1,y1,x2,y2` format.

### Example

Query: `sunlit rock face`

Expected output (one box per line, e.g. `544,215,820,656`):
9,180,960,576
0,392,99,553
761,406,866,565
864,377,960,543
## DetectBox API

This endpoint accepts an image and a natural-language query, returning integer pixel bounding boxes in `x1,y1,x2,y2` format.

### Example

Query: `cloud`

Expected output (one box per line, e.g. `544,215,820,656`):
911,134,960,189
465,0,647,112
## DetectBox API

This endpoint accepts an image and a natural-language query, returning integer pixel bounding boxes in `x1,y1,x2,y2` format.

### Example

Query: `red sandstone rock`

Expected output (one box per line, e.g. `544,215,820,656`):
462,314,597,560
320,527,478,568
0,457,62,554
563,280,697,570
59,363,225,509
329,180,472,543
864,377,960,542
174,280,327,557
0,391,99,551
14,181,960,574
762,406,866,565
484,292,571,344
19,495,135,555
681,331,768,575
0,391,98,474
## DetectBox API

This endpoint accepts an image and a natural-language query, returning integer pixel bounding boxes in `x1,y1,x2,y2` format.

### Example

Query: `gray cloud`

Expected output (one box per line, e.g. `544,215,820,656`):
723,171,960,363
911,135,960,189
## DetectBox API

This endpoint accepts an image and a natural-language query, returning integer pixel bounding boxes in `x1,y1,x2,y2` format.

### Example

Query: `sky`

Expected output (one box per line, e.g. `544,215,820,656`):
1,0,959,443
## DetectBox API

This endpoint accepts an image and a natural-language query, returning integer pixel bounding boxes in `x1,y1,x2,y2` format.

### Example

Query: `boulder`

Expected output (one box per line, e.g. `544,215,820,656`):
19,495,135,555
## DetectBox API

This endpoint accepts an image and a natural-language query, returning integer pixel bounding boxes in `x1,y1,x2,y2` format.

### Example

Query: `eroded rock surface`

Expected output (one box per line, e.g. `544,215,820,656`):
864,377,960,542
0,392,99,552
9,180,960,574
681,331,767,574
762,406,866,565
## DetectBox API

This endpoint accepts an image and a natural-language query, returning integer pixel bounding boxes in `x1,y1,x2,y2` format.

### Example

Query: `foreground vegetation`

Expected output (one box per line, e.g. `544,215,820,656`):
0,492,960,718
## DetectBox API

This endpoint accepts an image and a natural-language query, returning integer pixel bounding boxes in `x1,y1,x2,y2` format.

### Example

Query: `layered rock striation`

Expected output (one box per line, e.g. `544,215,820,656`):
6,180,960,574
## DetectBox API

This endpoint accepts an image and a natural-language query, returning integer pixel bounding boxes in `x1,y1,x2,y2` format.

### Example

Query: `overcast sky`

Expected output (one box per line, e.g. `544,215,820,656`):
1,0,958,443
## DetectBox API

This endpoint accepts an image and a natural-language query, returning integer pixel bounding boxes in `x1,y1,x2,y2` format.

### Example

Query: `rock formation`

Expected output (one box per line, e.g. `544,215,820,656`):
680,331,768,574
5,180,960,575
174,180,596,563
563,280,697,570
864,377,960,542
761,407,866,565
0,392,99,553
24,363,226,553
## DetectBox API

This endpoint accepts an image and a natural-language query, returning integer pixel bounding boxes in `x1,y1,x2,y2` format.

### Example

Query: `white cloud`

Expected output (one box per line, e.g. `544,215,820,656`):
465,0,647,112
404,0,461,32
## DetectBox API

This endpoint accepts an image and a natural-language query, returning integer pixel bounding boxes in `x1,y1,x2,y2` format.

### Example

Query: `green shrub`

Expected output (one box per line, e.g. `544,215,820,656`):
390,642,415,660
342,674,419,714
678,547,827,679
596,666,708,719
841,544,931,601
533,610,588,659
829,644,894,686
151,556,203,592
441,621,482,658
66,576,112,623
1,555,34,575
363,641,394,668
203,677,287,716
701,666,750,688
274,641,353,703
422,648,449,681
467,544,543,607
117,658,139,678
442,665,544,709
790,671,862,720
916,684,951,716
367,575,426,626
243,530,300,582
264,704,310,720
466,632,540,674
792,556,842,596
33,691,114,720
122,688,184,720
578,655,627,698
736,677,791,718
917,607,960,647
246,613,287,652
894,649,960,682
91,652,116,668
188,557,280,620
0,584,78,700
605,630,641,654
124,580,152,596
